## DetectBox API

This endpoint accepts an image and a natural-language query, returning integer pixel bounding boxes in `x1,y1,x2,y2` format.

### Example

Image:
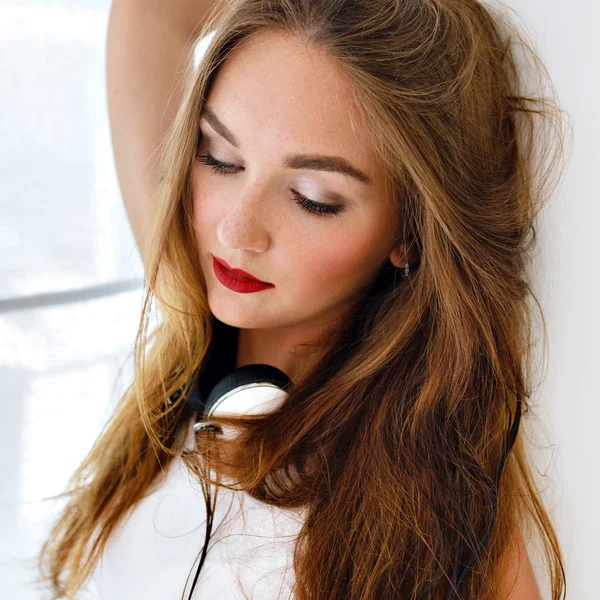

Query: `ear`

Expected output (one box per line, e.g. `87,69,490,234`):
388,243,409,268
389,240,418,269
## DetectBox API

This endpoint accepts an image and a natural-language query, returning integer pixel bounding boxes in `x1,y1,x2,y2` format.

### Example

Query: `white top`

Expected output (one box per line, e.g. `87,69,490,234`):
85,386,306,599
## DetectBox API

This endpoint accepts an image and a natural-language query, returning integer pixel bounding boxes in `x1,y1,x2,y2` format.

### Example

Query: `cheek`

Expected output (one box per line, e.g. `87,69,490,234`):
191,170,221,246
292,228,384,295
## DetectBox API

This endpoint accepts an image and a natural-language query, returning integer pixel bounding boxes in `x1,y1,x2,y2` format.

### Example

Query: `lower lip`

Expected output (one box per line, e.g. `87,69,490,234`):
212,256,275,293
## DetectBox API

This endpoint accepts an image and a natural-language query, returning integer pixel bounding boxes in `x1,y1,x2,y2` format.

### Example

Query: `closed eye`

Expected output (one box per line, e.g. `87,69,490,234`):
196,151,239,175
196,151,345,218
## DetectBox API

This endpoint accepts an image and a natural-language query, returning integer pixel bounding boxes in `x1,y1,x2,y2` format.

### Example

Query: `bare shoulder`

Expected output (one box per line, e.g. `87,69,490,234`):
430,530,543,600
494,529,543,600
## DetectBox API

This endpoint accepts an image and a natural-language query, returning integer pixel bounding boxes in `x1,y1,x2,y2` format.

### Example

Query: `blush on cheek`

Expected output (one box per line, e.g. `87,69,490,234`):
314,236,387,299
308,251,361,293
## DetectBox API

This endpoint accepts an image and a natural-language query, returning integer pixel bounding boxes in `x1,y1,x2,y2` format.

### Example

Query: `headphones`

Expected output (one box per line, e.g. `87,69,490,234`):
167,317,292,435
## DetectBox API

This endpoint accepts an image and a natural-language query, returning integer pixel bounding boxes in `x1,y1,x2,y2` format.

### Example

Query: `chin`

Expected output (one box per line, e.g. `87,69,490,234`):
207,297,269,330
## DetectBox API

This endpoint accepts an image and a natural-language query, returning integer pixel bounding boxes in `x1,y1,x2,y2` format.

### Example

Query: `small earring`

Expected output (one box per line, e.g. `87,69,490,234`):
404,262,410,278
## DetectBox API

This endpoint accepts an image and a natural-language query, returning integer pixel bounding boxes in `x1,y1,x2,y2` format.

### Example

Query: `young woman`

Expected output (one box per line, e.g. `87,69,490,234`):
37,0,568,598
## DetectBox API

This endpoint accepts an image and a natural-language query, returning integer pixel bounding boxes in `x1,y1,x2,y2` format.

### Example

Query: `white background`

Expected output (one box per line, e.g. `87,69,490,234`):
0,0,596,598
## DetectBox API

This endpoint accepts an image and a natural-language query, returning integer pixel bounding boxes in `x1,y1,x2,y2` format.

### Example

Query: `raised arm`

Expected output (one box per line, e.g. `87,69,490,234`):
106,0,223,267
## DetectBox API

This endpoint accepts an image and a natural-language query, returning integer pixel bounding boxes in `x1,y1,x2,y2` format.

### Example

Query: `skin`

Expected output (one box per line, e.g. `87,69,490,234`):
191,29,412,380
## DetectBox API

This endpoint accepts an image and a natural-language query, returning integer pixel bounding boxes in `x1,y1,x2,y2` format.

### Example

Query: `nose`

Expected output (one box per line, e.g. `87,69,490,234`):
216,182,271,253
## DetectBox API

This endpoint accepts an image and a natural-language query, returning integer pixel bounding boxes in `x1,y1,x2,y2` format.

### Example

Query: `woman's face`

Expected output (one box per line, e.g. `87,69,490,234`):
192,29,403,334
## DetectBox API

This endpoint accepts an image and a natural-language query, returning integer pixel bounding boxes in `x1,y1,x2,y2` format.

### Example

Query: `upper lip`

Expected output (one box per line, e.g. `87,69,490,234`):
214,255,272,284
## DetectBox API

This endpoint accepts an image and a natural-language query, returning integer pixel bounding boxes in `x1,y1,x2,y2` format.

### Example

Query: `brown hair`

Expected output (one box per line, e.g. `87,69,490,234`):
37,0,570,598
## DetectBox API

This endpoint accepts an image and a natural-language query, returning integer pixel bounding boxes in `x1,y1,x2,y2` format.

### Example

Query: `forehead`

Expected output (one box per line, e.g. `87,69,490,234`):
202,30,382,180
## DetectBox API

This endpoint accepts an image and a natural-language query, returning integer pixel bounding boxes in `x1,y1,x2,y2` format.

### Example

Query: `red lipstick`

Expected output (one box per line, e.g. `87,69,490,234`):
212,256,274,293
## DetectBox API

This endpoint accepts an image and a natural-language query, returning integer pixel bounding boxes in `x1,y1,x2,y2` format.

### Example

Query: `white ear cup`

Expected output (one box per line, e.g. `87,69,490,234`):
192,363,291,440
208,383,288,418
195,384,288,441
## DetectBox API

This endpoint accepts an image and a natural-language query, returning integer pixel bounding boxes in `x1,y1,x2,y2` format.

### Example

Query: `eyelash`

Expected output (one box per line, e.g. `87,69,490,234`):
196,151,344,218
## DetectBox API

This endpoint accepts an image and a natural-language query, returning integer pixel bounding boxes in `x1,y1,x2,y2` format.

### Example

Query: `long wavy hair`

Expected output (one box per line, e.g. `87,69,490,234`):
37,0,570,598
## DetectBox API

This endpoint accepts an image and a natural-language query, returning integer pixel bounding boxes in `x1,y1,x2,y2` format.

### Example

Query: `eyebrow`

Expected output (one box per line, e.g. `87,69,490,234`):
199,105,373,185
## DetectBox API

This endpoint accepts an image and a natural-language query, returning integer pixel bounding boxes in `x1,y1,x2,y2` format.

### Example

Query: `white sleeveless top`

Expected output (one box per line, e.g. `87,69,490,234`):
85,387,306,599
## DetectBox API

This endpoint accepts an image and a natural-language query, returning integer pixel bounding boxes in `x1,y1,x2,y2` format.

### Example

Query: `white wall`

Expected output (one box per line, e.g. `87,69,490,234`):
499,0,599,597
